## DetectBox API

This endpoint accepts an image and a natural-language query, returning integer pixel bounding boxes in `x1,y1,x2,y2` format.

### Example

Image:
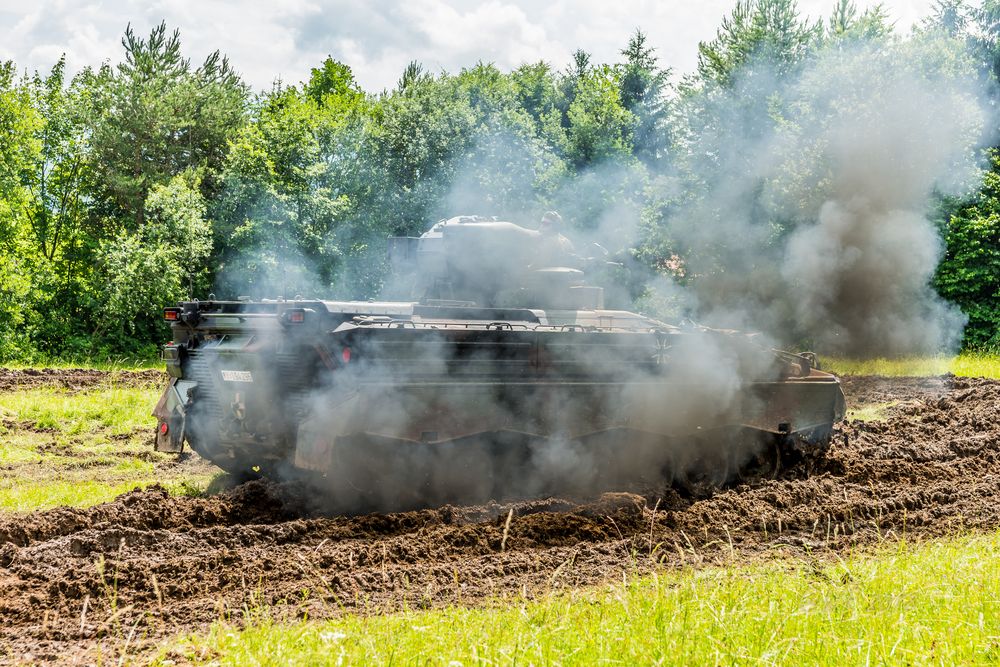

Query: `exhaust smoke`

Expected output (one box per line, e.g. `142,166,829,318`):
669,38,988,356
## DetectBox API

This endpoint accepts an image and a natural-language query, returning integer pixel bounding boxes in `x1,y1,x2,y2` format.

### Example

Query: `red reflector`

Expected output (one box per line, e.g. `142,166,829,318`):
341,347,351,363
289,311,305,323
164,310,179,321
160,422,169,435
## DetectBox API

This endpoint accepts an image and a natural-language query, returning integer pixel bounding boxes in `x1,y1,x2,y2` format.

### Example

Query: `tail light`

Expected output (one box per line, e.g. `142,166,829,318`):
341,347,352,363
164,308,181,321
282,308,310,325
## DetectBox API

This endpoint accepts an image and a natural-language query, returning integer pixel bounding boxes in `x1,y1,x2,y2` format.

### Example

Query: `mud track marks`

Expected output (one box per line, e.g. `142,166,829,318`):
0,368,163,392
2,374,1000,662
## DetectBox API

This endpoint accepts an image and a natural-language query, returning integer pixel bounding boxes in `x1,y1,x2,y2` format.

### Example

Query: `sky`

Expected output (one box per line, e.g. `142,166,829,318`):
0,0,938,92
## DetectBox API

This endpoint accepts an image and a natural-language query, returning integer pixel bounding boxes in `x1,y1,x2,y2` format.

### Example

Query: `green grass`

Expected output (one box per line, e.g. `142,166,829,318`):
0,480,156,513
161,533,1000,666
0,383,215,512
0,385,159,435
1,357,161,371
824,353,1000,378
845,401,898,422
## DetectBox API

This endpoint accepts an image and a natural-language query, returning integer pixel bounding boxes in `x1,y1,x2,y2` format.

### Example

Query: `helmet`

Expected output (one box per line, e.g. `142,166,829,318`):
540,211,563,230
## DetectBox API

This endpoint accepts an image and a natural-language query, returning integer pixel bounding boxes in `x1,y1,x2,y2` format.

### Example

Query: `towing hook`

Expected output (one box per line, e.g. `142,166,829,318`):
181,306,201,327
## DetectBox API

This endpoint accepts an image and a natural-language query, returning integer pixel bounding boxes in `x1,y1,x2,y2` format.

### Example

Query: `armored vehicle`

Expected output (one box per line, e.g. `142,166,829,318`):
154,216,845,509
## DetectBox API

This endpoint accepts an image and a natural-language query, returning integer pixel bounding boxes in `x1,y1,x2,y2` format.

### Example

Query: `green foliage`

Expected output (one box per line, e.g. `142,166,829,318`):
564,65,636,167
0,6,998,361
924,0,972,35
304,57,361,103
511,61,560,123
0,61,41,232
618,30,672,165
0,242,36,360
0,62,44,360
827,0,893,42
96,173,213,346
213,81,357,297
85,21,246,229
935,153,1000,349
0,23,248,361
696,0,822,87
23,57,90,263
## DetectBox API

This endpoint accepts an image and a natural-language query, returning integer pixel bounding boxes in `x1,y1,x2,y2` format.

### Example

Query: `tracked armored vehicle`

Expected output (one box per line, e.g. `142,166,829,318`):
154,216,845,509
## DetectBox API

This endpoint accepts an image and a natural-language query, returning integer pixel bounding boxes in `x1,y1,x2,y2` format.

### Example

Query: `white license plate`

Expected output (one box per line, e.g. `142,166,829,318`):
221,370,253,383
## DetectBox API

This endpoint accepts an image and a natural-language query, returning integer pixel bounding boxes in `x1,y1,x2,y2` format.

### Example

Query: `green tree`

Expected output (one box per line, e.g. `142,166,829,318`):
696,0,821,87
923,0,971,36
448,64,568,219
213,79,358,297
0,61,43,360
12,59,97,359
511,61,560,123
305,56,361,103
95,173,213,352
364,72,478,227
618,30,671,164
397,61,431,92
967,0,1000,89
0,61,40,243
564,65,636,167
827,0,893,41
559,49,592,107
935,152,1000,349
23,57,89,263
86,22,247,229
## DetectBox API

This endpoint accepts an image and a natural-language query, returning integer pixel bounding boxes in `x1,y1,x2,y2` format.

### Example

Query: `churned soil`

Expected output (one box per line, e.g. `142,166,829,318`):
0,368,164,392
3,374,1000,663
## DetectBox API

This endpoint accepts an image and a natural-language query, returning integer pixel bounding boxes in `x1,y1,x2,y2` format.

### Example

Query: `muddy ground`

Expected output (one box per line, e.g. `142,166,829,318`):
2,372,999,663
0,368,163,393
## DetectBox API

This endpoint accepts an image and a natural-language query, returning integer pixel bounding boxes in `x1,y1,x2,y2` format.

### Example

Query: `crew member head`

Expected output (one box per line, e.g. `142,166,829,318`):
540,211,563,234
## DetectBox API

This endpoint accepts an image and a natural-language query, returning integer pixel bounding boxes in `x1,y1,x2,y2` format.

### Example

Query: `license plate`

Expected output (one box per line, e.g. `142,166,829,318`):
221,370,253,383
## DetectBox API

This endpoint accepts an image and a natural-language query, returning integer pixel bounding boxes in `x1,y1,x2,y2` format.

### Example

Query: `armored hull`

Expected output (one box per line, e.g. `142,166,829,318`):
154,299,844,509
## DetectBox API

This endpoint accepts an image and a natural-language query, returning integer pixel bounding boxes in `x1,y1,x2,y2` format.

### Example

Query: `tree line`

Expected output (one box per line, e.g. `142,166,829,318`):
0,0,997,361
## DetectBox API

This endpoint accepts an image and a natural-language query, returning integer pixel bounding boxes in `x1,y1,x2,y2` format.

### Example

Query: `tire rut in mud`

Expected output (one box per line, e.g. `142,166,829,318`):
3,374,999,662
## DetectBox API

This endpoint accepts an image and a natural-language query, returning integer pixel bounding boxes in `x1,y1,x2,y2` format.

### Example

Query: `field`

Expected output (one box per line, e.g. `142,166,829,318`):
0,369,216,513
1,363,1000,664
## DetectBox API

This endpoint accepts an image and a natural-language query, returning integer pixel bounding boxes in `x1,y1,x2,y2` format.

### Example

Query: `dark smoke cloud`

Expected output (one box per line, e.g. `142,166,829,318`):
666,36,988,357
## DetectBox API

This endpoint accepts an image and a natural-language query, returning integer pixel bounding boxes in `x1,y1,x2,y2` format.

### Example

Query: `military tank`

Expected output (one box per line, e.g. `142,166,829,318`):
154,215,845,510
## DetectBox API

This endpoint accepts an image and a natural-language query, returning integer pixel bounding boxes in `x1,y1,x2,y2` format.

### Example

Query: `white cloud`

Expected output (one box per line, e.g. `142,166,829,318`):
0,0,936,91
